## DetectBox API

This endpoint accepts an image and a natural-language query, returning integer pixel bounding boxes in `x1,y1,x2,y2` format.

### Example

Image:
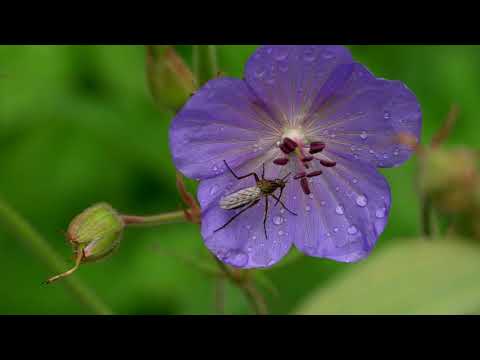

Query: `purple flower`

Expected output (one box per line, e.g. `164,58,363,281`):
169,45,421,268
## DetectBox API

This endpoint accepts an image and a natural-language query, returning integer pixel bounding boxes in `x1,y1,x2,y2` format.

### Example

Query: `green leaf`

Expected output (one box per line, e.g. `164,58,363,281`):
294,237,480,315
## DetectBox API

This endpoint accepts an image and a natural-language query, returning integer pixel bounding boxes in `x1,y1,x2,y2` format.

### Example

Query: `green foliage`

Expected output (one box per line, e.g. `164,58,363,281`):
295,237,480,315
1,45,479,314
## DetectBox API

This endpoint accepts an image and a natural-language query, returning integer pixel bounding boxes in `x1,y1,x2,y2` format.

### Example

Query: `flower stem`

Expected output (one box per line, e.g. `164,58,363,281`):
213,256,268,315
192,45,219,88
121,210,188,227
421,195,433,238
0,196,113,315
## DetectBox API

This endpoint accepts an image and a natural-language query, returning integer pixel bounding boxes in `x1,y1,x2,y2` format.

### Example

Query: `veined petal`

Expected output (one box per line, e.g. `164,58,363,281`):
287,152,391,263
198,159,294,268
304,63,422,168
244,45,353,127
169,77,281,180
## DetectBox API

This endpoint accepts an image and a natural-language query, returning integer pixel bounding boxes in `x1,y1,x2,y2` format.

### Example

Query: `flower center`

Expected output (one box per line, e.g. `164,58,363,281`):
273,130,336,196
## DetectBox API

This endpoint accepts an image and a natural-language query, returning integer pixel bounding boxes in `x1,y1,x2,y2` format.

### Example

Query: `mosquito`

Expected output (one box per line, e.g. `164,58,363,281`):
214,160,297,239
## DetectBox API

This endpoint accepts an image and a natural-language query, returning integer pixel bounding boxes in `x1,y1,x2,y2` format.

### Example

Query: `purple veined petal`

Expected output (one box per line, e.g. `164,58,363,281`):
286,151,391,263
169,77,281,180
303,63,422,169
244,45,354,127
198,158,294,268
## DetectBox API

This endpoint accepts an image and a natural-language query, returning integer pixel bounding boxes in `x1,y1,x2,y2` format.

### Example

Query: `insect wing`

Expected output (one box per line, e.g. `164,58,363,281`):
220,186,261,210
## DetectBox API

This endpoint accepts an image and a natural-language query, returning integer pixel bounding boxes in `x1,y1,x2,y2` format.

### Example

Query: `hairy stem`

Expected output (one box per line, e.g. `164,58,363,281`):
0,197,113,315
213,256,268,315
121,210,188,227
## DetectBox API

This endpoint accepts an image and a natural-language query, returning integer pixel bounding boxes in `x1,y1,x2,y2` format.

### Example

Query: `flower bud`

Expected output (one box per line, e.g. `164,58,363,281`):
145,45,196,112
46,203,124,284
418,147,478,213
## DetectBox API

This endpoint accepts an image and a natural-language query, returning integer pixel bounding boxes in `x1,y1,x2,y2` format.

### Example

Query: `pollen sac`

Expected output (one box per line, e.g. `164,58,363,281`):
67,203,125,262
320,159,337,168
309,142,326,154
300,178,311,195
280,137,298,154
273,158,290,166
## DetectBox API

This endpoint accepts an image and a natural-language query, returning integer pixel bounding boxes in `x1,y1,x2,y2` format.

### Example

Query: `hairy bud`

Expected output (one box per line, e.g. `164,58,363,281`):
46,203,124,284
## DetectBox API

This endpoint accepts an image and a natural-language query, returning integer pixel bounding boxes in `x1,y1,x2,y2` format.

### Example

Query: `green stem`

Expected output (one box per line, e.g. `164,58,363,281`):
121,210,187,227
421,195,433,238
192,45,219,88
0,197,113,315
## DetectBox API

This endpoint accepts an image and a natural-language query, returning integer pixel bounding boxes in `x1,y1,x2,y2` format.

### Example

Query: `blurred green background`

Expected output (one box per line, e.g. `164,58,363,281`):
0,45,479,315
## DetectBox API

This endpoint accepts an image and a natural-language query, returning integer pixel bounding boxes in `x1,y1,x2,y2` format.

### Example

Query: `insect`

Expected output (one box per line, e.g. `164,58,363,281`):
214,160,297,239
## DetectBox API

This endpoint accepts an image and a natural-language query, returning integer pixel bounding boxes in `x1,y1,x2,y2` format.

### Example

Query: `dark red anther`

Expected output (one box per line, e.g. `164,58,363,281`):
273,158,289,166
300,178,311,195
307,171,323,178
309,142,326,154
320,159,337,168
283,137,298,151
302,155,314,162
294,172,307,180
279,143,293,154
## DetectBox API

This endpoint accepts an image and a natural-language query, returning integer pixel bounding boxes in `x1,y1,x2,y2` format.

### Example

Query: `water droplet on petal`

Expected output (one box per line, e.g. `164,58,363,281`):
384,111,391,120
360,131,368,140
322,50,335,59
305,205,311,212
347,225,358,235
273,216,284,225
228,251,248,267
274,48,288,61
254,67,266,79
376,208,386,219
209,185,219,196
356,195,368,207
352,178,358,184
321,201,326,206
303,47,316,62
333,227,339,233
278,230,284,236
335,205,344,215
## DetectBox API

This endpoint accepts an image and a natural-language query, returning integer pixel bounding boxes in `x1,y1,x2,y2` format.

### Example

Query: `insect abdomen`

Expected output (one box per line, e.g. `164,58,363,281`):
220,186,261,210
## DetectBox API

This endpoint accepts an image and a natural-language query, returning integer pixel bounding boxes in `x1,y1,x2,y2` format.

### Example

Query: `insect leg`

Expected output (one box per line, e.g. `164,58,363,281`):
263,196,269,240
274,187,284,207
223,160,259,182
262,163,265,179
271,194,297,216
214,199,260,233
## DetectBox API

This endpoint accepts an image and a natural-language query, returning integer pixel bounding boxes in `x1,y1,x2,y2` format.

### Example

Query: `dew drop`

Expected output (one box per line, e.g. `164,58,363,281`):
280,209,285,214
228,251,248,267
266,47,273,54
274,48,288,61
308,194,314,200
376,208,386,219
347,225,358,235
305,205,311,212
384,111,391,120
335,205,344,215
252,236,257,241
383,153,389,159
352,178,358,184
394,149,400,156
273,216,284,225
246,225,252,230
213,165,218,172
335,186,340,192
333,227,339,233
303,47,316,62
321,201,326,206
322,50,335,59
278,230,284,236
209,185,219,196
254,67,266,79
360,131,368,140
356,195,368,207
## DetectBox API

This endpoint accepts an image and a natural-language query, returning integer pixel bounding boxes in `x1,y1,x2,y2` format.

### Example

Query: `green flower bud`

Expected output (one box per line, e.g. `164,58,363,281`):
145,45,196,112
419,147,478,213
46,203,124,284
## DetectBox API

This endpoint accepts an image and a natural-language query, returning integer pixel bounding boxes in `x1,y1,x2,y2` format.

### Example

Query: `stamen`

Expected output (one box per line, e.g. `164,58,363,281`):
302,156,314,162
273,158,289,166
283,137,298,151
300,178,311,195
294,172,307,180
307,171,323,178
309,142,326,154
320,159,337,168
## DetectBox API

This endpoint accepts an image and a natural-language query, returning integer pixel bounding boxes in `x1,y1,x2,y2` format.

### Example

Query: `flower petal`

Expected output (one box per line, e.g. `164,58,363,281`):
198,159,294,268
304,63,422,168
169,77,280,180
244,45,353,127
287,152,391,263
